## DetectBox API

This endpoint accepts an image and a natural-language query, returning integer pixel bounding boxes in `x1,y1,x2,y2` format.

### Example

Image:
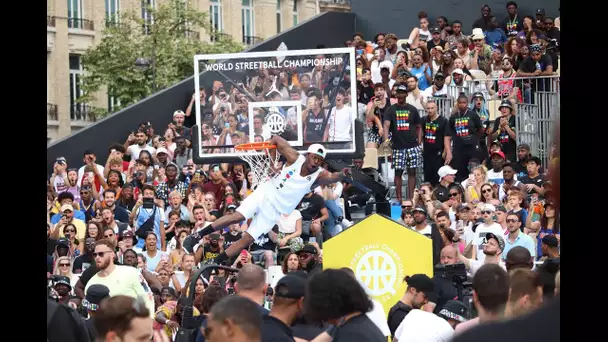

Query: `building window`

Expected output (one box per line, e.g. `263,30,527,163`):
69,55,85,120
67,0,84,29
276,0,282,33
108,92,121,113
242,0,254,44
105,0,120,26
141,0,155,34
210,0,223,41
292,0,298,26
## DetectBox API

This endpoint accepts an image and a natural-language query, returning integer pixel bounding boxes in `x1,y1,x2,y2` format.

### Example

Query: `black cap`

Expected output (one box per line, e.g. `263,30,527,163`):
456,203,470,212
536,8,545,15
274,274,306,299
405,274,435,293
209,233,221,241
472,92,484,99
430,27,441,34
54,275,72,288
517,143,531,151
541,235,559,248
412,206,427,215
57,238,70,247
83,149,94,156
506,1,517,8
495,205,508,213
434,72,445,79
226,204,237,210
499,99,513,110
296,244,318,255
118,229,138,245
83,284,111,311
438,300,469,322
396,84,408,92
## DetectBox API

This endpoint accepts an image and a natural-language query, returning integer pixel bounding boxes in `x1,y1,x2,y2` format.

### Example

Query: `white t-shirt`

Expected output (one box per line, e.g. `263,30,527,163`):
367,299,391,337
277,210,302,234
77,164,106,187
406,93,426,111
421,85,448,100
371,59,394,84
487,170,518,185
413,224,433,238
473,222,505,262
468,259,507,277
144,250,169,273
126,144,156,160
327,105,354,142
394,309,454,342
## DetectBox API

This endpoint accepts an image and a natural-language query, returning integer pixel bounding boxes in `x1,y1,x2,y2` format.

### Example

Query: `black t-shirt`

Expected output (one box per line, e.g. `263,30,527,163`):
47,300,91,342
357,81,375,104
291,321,325,340
519,174,545,195
299,194,326,221
384,103,421,149
492,115,517,161
423,115,451,153
201,244,222,265
427,39,446,51
47,238,58,256
79,263,98,287
332,313,385,342
448,110,483,150
503,16,523,37
223,232,242,250
370,97,389,130
452,296,560,342
250,231,278,252
518,55,553,91
261,315,295,342
73,253,94,273
387,301,413,336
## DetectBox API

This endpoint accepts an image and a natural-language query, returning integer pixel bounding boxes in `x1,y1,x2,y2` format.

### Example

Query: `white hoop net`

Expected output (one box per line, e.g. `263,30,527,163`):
236,147,280,188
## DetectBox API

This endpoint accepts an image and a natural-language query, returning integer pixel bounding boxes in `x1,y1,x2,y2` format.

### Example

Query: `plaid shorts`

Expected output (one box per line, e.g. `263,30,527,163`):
392,145,423,170
367,127,391,145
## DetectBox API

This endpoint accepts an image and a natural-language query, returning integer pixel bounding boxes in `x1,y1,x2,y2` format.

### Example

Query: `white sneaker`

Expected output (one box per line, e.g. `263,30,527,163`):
342,219,354,228
334,224,343,235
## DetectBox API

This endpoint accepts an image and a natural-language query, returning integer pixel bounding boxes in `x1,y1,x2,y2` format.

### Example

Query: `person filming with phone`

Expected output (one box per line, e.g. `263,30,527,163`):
130,184,166,251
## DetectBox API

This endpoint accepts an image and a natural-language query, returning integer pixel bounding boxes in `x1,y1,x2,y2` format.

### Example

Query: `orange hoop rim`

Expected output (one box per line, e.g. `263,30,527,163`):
234,142,277,151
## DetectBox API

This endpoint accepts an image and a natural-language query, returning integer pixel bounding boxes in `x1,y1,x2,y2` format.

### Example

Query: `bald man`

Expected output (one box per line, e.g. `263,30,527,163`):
440,245,458,265
235,264,269,314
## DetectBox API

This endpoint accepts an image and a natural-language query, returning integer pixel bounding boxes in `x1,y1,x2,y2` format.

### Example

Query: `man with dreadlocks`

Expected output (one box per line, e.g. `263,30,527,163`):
448,93,484,182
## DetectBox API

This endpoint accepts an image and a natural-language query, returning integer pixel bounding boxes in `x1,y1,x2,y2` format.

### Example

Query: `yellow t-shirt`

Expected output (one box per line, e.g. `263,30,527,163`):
85,265,155,319
58,218,87,240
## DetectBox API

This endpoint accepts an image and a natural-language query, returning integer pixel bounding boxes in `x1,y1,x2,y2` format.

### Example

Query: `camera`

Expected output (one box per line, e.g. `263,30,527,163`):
434,263,475,318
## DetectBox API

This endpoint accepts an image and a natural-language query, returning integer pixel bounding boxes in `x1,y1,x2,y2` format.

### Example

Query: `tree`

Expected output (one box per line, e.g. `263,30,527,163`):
78,0,244,118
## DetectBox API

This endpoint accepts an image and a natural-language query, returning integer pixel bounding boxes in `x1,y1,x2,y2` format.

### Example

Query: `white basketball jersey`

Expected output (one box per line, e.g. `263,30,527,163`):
268,155,323,214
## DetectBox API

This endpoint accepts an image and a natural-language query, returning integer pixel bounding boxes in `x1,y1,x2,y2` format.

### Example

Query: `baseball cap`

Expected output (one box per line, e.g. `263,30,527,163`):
274,274,306,299
482,203,496,212
173,110,185,117
496,205,508,213
226,204,237,210
498,99,513,110
491,151,506,160
456,203,470,212
517,143,531,151
379,60,392,71
296,244,318,255
506,246,532,268
541,235,559,248
437,165,458,179
57,238,70,247
53,275,72,288
396,84,408,92
434,72,445,79
404,274,435,293
156,147,170,155
438,300,469,323
486,232,505,252
60,204,74,212
536,8,545,15
56,157,67,163
209,233,221,241
307,144,327,159
452,68,464,75
430,27,441,34
472,92,484,99
83,284,111,311
412,206,427,216
118,229,138,244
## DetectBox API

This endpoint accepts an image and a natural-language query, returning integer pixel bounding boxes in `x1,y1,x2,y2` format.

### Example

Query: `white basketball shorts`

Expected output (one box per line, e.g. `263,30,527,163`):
236,182,280,240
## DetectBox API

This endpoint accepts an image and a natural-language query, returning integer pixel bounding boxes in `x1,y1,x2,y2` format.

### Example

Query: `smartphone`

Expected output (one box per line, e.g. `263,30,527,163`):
143,197,154,209
213,166,220,173
356,49,363,56
224,122,230,128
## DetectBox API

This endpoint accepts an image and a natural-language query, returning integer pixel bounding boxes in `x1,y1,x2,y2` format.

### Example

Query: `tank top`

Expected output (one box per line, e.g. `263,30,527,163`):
268,155,324,214
305,110,326,142
418,29,431,43
497,72,523,102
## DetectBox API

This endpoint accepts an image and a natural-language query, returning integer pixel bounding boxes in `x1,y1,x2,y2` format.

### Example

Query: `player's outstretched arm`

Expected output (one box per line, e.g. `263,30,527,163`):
269,135,299,165
314,168,352,186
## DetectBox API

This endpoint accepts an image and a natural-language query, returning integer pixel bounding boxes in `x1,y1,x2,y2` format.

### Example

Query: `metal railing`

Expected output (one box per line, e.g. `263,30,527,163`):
397,75,560,169
68,17,95,30
71,104,97,122
243,35,263,45
210,32,231,42
47,15,56,27
47,103,58,121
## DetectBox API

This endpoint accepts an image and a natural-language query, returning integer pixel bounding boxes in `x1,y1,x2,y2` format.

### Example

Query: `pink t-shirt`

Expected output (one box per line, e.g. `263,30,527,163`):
453,317,479,335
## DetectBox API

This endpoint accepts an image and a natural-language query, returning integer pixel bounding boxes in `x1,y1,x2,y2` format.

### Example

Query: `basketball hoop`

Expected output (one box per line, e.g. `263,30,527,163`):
234,142,280,186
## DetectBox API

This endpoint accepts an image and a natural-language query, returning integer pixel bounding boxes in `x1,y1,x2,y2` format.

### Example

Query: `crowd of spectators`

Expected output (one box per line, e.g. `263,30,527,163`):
47,2,560,341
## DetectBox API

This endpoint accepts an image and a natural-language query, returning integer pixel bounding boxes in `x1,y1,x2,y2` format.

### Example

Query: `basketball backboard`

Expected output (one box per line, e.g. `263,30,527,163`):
191,47,362,164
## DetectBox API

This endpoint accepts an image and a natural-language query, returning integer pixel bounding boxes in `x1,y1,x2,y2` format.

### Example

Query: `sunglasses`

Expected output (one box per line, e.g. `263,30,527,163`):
104,234,114,238
93,251,112,258
65,229,75,233
481,210,493,215
402,205,412,209
59,263,70,267
506,219,519,223
80,191,90,195
482,188,493,194
298,253,312,259
449,193,459,197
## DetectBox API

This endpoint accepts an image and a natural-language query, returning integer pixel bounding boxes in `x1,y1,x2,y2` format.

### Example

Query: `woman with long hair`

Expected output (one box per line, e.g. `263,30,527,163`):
281,252,301,274
517,16,538,40
162,127,177,154
53,256,78,290
169,230,188,267
62,223,82,257
84,221,103,241
525,201,559,259
504,37,521,64
463,166,489,203
479,183,501,206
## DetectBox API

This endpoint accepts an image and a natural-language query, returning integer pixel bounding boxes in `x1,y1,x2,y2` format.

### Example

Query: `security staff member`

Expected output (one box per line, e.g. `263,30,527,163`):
448,93,483,182
422,99,452,186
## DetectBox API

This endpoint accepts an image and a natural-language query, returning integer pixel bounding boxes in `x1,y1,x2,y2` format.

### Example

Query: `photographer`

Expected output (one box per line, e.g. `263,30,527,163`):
459,233,506,277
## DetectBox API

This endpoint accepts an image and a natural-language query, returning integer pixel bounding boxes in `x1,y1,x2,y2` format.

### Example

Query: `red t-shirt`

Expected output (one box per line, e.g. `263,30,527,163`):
202,181,224,209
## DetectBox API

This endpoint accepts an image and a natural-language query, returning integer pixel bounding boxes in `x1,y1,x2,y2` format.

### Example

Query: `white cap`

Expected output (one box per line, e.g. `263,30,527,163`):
483,203,496,212
452,68,464,75
173,110,185,117
437,165,458,179
156,147,170,156
307,144,327,159
379,60,392,70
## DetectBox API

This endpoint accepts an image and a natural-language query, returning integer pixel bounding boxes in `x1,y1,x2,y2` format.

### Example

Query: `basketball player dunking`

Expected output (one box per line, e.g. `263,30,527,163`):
191,135,351,265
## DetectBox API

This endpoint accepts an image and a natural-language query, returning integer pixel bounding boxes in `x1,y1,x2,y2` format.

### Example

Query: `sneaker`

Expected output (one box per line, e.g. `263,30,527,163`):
341,219,354,228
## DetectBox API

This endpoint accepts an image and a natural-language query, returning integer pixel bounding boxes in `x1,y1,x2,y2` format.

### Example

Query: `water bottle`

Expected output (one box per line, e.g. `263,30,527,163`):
535,62,541,71
390,200,402,221
308,237,316,244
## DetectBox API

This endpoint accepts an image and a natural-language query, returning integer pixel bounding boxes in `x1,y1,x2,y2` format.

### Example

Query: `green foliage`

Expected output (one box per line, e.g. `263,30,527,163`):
78,0,244,117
